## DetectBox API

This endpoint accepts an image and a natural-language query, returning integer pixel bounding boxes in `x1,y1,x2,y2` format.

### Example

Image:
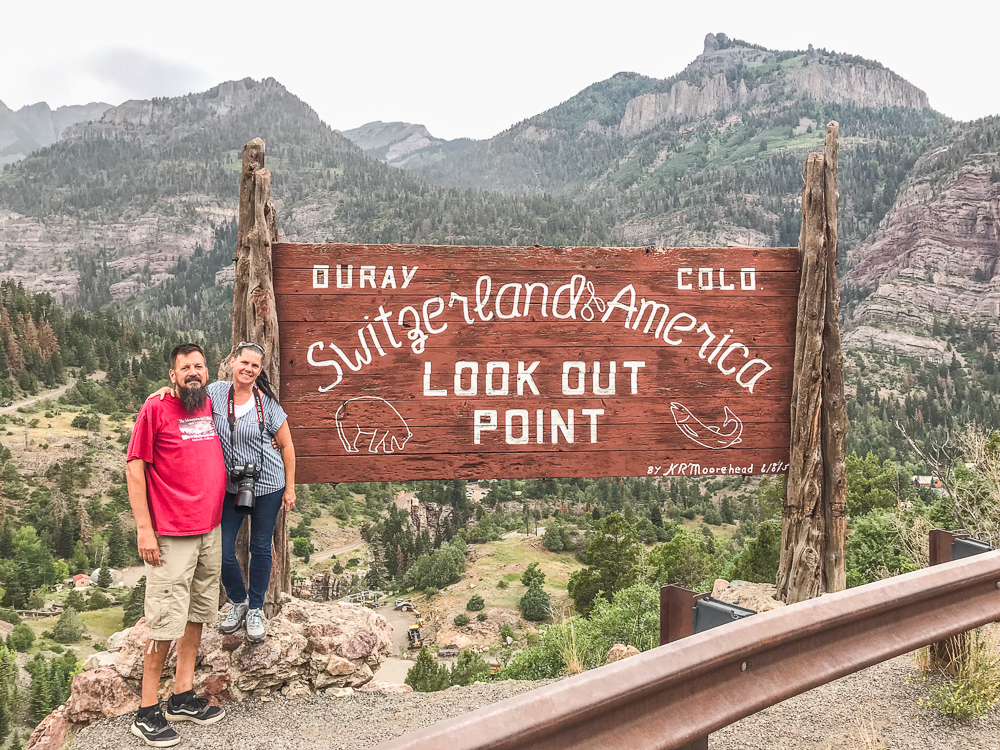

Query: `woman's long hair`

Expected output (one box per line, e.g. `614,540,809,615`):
254,369,278,403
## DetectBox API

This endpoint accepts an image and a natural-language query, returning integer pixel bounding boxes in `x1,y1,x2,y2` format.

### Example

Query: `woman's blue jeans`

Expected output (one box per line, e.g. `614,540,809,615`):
220,487,284,610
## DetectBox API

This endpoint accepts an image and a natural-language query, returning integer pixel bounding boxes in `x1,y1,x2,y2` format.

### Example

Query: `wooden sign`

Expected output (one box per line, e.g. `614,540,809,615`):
275,243,799,483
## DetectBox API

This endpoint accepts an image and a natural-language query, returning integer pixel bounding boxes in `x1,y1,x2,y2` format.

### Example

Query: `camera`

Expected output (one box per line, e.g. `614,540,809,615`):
231,464,261,514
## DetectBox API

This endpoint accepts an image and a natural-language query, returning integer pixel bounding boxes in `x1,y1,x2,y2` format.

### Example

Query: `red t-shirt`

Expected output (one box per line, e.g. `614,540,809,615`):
126,395,227,536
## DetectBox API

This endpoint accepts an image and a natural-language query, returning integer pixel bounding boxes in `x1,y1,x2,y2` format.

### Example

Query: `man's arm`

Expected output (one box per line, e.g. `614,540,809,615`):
126,458,161,566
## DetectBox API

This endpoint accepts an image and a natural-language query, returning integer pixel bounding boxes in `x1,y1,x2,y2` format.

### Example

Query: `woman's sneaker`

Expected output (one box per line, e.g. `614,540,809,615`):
219,600,249,634
131,705,180,747
246,608,266,643
164,691,226,725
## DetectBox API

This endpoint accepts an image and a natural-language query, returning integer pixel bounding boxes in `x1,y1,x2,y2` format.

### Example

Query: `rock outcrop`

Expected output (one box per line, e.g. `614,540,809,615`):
26,594,392,749
619,57,928,137
844,154,1000,351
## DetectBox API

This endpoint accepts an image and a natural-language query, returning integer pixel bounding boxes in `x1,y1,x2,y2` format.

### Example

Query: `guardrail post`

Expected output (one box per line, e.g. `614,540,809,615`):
660,585,711,750
928,528,971,672
660,585,711,645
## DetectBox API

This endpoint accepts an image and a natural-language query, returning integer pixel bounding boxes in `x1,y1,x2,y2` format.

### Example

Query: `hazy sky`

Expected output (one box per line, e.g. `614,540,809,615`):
5,1,998,141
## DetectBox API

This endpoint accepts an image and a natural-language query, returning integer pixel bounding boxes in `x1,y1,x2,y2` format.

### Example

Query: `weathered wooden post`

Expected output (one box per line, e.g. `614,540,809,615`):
227,137,290,617
777,122,847,604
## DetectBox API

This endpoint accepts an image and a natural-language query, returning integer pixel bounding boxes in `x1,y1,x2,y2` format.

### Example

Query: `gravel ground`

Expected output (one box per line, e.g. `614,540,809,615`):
712,654,1000,749
70,655,1000,750
70,681,549,750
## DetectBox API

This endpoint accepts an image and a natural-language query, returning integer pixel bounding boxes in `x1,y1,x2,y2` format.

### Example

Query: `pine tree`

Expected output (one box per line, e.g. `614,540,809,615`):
106,517,128,569
51,607,85,643
519,580,551,622
28,670,51,723
122,576,146,628
97,566,112,589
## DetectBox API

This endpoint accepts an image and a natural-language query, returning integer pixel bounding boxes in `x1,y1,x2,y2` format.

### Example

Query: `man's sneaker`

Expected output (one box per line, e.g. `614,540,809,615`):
219,600,249,634
164,692,226,725
131,705,180,747
246,607,266,643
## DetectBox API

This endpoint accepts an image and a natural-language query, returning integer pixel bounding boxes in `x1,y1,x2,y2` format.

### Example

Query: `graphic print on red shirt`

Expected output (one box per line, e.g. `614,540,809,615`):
126,395,227,536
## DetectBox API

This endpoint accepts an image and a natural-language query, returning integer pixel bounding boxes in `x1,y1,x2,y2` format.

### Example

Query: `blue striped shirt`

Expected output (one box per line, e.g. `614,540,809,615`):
207,380,289,494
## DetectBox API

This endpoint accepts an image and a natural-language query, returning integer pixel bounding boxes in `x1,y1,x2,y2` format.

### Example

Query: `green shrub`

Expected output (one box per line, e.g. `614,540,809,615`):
466,594,485,612
519,580,550,622
449,649,491,686
921,629,1000,720
7,623,34,652
122,577,146,629
477,612,488,622
454,613,470,627
496,579,509,589
521,562,545,588
730,519,781,584
404,647,450,692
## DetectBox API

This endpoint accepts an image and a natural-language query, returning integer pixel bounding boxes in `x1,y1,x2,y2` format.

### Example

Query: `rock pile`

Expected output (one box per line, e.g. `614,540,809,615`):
26,594,393,750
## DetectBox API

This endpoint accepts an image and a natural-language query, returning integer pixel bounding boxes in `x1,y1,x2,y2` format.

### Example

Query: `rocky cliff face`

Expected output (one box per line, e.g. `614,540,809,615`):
64,78,293,143
343,121,446,165
844,135,1000,353
619,53,928,137
0,99,110,166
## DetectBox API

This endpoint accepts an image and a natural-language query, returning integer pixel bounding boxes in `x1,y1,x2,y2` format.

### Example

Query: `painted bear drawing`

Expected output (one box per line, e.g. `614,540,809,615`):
334,397,413,454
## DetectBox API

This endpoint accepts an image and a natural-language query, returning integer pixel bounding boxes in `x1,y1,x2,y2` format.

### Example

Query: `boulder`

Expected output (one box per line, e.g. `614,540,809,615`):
26,709,70,750
63,668,140,723
605,644,640,664
44,593,392,736
82,651,117,671
712,580,784,613
105,628,129,651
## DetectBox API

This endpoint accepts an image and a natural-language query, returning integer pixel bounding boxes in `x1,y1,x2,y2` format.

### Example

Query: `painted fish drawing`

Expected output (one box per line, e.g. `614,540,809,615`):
670,402,743,450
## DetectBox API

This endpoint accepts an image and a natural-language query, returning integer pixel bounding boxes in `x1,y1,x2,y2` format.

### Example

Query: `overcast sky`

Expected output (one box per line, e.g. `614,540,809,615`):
5,1,998,141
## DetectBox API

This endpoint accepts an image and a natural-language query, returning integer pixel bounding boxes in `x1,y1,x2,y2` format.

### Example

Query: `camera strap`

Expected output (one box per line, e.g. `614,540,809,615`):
226,385,266,470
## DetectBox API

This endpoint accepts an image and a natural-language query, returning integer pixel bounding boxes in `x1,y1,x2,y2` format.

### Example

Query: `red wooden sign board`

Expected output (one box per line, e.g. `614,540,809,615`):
275,243,799,484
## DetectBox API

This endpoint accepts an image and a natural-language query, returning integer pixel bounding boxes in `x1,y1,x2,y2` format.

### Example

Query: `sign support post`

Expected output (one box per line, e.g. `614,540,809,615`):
228,137,289,617
777,122,847,604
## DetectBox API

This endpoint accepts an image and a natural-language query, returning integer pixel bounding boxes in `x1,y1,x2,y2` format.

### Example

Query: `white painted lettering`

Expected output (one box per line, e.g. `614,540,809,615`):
495,283,522,320
506,409,530,445
474,410,497,444
677,268,693,290
698,268,713,290
593,361,615,395
401,266,418,288
551,410,574,443
475,276,494,321
422,296,447,334
359,265,377,288
741,268,756,290
717,343,750,375
517,361,540,395
602,284,637,326
336,264,353,289
455,361,479,396
448,292,475,325
374,305,403,349
736,359,772,394
380,266,397,289
562,361,586,395
582,408,604,443
663,313,697,344
623,361,645,394
306,342,343,392
719,268,735,291
423,361,447,396
485,362,510,396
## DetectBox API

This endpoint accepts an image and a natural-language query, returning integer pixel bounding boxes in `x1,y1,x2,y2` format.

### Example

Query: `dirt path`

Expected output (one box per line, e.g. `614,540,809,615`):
0,379,78,414
311,538,365,564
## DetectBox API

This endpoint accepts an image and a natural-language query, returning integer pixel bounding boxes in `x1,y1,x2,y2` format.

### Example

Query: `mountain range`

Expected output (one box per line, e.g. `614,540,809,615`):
0,32,997,363
0,99,110,168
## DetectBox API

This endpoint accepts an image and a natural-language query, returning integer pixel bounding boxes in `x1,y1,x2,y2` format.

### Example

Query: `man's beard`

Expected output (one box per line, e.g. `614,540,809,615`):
177,379,208,413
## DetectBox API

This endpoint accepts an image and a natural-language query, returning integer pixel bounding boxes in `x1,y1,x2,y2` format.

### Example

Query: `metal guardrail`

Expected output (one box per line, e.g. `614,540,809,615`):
372,550,1000,750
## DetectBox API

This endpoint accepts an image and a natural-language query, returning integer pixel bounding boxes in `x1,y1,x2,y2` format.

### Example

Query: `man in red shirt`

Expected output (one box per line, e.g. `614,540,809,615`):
126,344,228,747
